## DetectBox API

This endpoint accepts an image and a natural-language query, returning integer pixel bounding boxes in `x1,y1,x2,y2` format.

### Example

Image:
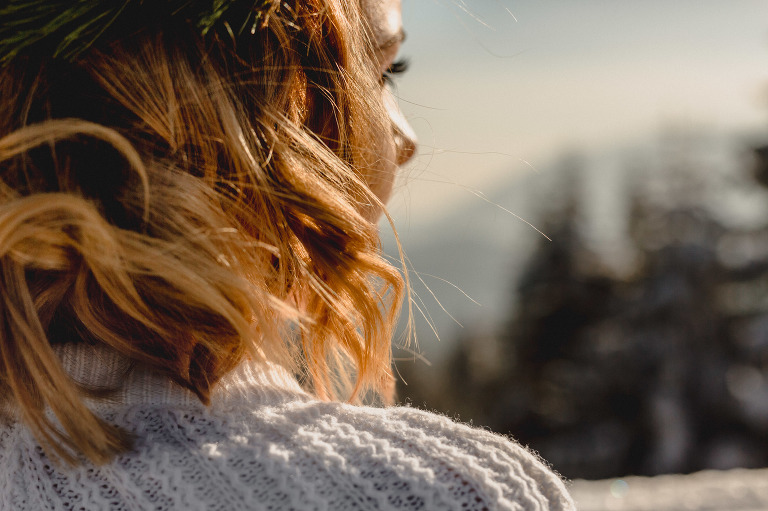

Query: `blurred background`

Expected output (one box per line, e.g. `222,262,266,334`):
383,0,768,480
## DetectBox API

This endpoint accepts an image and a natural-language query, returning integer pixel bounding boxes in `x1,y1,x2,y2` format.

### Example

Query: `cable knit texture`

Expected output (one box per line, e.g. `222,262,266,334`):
0,345,575,510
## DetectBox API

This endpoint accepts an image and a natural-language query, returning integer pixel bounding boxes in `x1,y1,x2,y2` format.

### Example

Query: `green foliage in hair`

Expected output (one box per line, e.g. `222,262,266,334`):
0,0,274,65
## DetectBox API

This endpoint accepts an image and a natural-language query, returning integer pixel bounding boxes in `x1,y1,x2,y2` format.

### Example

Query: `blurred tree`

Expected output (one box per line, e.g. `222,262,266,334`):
398,136,768,479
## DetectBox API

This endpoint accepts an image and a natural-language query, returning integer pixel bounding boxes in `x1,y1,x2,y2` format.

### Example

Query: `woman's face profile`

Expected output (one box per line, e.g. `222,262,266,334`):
361,0,417,212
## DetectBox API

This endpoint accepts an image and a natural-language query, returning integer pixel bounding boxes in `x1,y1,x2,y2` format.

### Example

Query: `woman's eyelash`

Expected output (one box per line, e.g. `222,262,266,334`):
381,58,410,85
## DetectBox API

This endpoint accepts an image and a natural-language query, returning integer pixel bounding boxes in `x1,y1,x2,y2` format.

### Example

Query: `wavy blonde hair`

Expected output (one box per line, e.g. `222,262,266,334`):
0,0,404,464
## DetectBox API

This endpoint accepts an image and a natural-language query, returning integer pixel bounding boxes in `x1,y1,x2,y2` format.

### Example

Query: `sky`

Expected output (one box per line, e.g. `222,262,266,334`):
388,0,768,227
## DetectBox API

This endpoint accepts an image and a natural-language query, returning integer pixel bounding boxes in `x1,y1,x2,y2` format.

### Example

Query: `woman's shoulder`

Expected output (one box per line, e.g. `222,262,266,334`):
300,400,576,511
154,397,573,510
1,396,574,510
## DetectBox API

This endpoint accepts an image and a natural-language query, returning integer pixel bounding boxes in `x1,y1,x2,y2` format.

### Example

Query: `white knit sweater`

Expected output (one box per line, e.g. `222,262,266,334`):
0,345,575,510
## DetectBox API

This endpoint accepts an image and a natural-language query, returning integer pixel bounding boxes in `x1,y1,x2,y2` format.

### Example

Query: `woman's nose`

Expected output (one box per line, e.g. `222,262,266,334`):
394,115,417,166
384,91,417,166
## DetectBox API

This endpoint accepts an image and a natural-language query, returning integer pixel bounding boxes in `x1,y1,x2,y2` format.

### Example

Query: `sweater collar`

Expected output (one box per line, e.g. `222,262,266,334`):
53,343,309,411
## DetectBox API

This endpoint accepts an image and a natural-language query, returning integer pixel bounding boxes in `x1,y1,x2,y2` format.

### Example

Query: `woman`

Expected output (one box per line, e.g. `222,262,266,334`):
0,0,575,509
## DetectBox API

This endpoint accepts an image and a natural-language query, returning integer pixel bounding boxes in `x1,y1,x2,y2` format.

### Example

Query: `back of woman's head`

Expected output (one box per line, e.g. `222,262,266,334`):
0,0,403,464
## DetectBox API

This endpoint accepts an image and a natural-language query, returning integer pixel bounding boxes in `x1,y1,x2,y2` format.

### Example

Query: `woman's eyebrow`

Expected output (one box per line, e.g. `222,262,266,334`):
378,29,406,51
